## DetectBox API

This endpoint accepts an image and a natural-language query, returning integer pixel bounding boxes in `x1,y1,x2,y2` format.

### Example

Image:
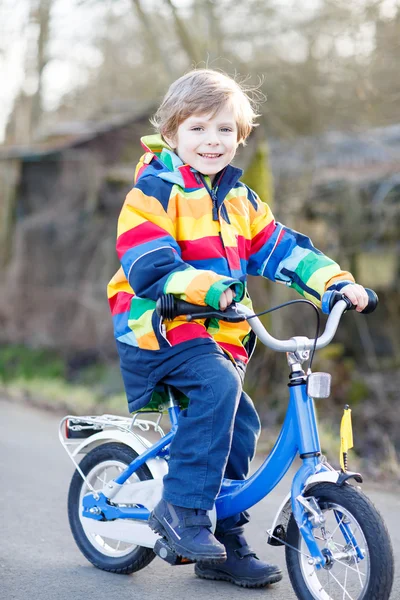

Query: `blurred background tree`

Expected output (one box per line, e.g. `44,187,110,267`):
1,0,400,142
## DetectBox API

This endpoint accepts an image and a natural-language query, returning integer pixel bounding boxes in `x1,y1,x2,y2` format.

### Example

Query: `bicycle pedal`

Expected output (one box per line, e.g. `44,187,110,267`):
154,538,195,566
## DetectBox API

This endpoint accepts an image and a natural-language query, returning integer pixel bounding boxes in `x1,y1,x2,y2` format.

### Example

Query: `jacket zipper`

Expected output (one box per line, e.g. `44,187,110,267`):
210,187,219,221
159,316,172,347
200,175,219,221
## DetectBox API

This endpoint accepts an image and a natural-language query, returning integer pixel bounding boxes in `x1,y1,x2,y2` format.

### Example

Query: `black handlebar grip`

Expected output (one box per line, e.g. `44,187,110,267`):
156,294,215,320
322,288,378,314
360,288,379,314
156,294,246,323
156,294,174,319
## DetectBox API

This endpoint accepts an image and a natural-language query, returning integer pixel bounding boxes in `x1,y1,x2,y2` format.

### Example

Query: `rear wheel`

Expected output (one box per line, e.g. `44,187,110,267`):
285,483,394,600
68,442,156,574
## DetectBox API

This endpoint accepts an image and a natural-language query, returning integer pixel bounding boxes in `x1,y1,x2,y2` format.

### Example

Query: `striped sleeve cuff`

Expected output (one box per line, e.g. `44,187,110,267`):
326,280,354,292
205,279,245,310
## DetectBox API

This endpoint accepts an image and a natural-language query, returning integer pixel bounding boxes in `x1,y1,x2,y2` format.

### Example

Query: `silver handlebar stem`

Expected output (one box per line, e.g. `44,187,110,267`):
235,300,348,353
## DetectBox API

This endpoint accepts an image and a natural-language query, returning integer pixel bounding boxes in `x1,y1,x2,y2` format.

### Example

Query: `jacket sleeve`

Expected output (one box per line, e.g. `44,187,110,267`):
116,186,245,309
246,188,354,306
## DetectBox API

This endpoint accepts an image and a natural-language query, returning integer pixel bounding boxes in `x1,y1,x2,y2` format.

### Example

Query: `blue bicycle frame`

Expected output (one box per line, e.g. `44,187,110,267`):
82,376,335,566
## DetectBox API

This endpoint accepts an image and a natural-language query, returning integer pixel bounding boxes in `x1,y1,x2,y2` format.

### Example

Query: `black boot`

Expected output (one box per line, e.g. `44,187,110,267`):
149,499,227,563
194,527,282,588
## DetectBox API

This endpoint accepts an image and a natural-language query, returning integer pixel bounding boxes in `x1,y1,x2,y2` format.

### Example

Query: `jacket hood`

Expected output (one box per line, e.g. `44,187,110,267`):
138,133,198,189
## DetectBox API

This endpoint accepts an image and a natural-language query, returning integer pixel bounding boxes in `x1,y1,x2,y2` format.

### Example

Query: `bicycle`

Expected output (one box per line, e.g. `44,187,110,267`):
59,289,394,600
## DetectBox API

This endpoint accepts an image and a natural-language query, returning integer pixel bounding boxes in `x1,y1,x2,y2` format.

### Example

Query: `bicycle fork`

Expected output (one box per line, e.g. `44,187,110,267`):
288,362,364,568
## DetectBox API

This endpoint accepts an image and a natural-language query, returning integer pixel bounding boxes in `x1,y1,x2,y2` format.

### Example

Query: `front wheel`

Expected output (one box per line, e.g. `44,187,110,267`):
68,442,156,574
285,483,394,600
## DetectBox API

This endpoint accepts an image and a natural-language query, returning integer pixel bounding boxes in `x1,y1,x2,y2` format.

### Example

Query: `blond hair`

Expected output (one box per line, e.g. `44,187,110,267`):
151,69,260,146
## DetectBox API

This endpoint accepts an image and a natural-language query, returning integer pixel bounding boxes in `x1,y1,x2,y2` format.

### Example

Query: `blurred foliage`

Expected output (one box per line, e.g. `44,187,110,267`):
242,141,274,208
0,344,65,382
2,0,400,142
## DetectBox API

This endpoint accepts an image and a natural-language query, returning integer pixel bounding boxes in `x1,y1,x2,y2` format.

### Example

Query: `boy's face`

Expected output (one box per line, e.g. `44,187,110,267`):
164,105,238,183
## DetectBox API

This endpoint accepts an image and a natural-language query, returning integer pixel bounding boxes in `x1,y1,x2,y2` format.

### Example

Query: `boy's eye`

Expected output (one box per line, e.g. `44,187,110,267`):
221,128,233,132
191,127,203,131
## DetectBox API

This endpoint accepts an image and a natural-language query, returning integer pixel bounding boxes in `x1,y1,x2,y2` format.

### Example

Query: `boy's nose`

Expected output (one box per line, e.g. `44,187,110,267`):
206,131,221,145
206,138,220,146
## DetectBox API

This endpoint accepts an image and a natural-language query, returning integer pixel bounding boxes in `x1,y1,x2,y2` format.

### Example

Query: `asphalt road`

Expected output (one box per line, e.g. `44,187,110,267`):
1,399,399,600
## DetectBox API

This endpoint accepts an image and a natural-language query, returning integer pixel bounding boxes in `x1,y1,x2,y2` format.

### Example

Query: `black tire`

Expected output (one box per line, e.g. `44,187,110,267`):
68,442,156,574
285,482,394,600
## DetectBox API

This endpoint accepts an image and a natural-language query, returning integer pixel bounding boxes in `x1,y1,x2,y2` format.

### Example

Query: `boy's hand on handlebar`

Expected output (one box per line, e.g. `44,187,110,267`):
341,284,369,313
219,287,234,311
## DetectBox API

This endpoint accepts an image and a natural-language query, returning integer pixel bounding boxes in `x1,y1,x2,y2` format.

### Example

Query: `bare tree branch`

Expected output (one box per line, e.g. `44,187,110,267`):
163,0,203,65
131,0,176,80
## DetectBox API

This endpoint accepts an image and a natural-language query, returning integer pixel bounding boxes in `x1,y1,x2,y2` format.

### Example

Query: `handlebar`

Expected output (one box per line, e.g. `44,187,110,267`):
156,288,378,354
321,288,378,315
156,294,245,323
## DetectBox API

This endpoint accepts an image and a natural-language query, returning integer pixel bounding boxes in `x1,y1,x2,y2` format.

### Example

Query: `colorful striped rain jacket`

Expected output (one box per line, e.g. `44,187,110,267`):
107,134,354,364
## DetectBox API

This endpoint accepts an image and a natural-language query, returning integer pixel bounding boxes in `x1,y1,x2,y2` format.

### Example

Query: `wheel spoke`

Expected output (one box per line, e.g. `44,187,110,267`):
324,508,366,590
343,567,348,600
333,558,366,577
96,472,108,487
347,538,364,587
327,569,355,600
333,510,361,552
78,457,142,558
328,512,345,540
296,493,375,600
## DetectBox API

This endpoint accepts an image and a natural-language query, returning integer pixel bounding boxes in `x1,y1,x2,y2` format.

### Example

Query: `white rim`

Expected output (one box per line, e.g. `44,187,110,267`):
298,502,370,600
79,459,140,558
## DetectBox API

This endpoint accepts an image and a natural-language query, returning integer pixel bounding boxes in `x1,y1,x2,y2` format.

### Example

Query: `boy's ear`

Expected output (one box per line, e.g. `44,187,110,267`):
163,134,176,150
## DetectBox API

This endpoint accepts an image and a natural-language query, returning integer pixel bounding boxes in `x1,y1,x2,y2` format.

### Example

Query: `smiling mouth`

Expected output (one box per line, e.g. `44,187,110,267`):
199,153,223,158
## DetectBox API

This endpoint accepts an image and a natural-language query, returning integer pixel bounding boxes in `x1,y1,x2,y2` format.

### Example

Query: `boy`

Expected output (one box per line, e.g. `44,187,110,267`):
107,69,368,588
